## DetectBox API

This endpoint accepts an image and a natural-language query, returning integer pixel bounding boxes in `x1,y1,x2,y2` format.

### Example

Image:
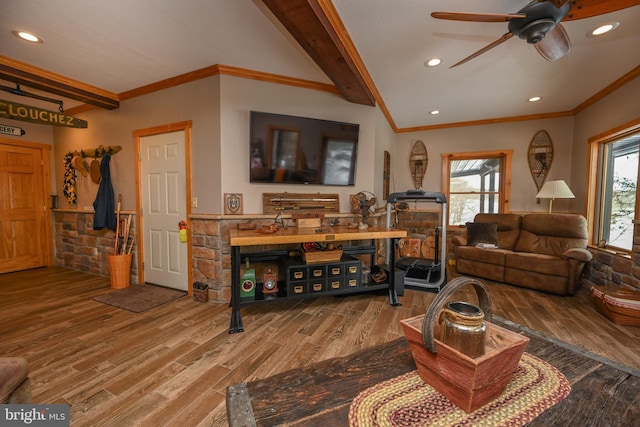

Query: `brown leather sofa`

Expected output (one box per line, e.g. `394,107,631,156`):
452,213,592,295
0,357,31,404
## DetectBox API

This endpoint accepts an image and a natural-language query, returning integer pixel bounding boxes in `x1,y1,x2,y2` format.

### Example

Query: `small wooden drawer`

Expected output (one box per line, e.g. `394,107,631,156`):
288,281,308,296
346,277,360,288
343,258,361,277
310,280,326,293
328,278,343,291
327,263,344,277
309,265,326,279
288,266,307,282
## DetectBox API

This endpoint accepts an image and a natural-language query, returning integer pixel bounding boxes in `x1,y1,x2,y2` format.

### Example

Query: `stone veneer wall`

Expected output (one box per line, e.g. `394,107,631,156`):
57,209,635,303
190,209,462,303
582,221,640,292
53,210,138,284
52,209,461,303
190,214,365,303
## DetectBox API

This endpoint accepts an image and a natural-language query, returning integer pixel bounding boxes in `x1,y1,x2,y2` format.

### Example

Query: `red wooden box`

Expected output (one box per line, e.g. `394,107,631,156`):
401,314,529,413
400,276,529,413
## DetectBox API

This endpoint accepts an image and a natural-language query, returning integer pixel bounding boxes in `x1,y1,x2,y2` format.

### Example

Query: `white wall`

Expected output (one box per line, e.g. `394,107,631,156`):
52,75,381,214
373,108,396,201
53,76,221,212
218,75,379,213
393,117,575,213
50,72,638,216
570,77,640,212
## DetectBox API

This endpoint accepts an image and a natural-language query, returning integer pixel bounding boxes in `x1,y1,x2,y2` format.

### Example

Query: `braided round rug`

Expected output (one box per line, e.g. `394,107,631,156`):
348,353,570,427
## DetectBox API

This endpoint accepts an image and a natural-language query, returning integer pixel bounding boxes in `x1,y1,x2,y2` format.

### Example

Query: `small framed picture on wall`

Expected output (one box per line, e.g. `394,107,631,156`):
224,193,243,215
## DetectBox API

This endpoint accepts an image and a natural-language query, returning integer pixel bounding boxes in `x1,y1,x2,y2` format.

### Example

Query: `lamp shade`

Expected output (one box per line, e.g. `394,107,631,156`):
536,180,575,199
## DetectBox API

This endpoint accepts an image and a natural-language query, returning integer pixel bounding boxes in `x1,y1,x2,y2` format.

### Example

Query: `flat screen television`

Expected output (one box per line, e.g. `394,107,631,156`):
250,111,359,186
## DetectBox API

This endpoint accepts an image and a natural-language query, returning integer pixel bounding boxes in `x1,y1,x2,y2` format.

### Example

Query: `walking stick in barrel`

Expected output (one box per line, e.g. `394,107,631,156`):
114,194,122,253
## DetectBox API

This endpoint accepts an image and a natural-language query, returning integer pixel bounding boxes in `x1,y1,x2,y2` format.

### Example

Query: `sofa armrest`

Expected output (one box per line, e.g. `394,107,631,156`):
563,248,592,262
452,235,467,247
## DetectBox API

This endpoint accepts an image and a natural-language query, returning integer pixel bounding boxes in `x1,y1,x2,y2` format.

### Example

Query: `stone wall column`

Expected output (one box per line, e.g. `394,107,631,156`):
53,210,138,284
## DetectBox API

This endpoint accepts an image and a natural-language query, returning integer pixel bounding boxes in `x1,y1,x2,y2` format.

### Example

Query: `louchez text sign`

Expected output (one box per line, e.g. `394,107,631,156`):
0,99,88,128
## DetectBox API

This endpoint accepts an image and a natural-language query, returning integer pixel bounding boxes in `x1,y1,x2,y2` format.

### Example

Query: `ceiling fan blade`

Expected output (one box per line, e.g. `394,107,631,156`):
431,11,525,22
561,0,640,21
535,23,571,61
450,32,514,68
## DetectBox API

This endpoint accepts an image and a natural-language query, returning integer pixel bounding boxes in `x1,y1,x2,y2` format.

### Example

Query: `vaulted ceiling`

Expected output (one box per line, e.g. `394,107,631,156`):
1,0,639,131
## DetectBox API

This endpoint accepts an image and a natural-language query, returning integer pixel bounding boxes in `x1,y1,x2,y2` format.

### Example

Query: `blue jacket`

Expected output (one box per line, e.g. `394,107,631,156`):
93,154,117,231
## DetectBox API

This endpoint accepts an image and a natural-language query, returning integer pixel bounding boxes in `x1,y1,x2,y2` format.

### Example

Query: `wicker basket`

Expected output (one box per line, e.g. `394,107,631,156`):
400,276,529,413
591,286,640,326
108,254,132,289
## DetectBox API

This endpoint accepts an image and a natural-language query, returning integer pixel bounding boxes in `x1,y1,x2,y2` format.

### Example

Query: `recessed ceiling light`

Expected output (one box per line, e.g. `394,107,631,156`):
588,22,619,37
429,110,440,115
424,58,442,67
529,96,541,102
12,30,43,43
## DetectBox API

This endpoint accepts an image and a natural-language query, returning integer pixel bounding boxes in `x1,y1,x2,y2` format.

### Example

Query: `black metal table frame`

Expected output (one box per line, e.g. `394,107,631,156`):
229,238,401,333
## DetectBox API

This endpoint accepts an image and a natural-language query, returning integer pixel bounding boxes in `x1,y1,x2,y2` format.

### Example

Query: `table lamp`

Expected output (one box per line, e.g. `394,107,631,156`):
536,180,575,213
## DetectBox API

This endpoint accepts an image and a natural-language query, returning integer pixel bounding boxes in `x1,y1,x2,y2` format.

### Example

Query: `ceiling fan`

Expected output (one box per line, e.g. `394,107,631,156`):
431,0,640,68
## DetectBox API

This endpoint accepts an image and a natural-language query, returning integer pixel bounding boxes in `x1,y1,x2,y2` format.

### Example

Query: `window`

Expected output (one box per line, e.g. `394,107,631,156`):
321,138,357,185
442,150,512,225
588,123,640,251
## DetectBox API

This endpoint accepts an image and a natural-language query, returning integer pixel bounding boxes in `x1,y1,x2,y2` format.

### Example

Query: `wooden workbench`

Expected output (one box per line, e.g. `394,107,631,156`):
228,226,407,333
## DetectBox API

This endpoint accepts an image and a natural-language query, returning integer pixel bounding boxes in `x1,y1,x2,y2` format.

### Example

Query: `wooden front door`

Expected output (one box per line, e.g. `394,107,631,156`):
0,140,52,274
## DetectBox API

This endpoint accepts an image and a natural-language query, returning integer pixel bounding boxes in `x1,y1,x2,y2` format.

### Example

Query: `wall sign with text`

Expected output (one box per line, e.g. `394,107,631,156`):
0,123,25,136
0,99,88,128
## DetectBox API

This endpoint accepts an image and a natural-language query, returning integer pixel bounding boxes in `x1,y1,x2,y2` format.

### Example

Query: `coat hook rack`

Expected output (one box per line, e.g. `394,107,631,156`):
68,145,122,159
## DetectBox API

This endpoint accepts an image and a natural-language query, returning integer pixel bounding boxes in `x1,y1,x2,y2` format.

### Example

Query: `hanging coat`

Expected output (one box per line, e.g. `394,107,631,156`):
93,154,117,231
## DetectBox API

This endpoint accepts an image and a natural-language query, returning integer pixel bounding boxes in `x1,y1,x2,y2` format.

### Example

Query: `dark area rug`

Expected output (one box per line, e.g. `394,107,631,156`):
92,284,187,313
227,316,640,426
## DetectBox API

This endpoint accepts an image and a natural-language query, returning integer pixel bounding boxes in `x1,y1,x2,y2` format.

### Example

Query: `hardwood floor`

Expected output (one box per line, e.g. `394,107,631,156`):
1,267,638,426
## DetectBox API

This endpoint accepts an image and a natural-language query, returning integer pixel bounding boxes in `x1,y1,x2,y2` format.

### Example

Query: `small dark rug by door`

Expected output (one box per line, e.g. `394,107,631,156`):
92,284,187,313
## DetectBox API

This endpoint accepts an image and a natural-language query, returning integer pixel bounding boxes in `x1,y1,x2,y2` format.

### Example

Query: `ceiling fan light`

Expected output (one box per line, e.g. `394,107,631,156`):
12,30,43,43
425,58,442,67
589,22,619,37
516,19,557,44
535,23,570,62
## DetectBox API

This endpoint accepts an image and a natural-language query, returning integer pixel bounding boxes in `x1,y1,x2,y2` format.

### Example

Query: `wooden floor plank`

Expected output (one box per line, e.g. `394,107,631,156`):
0,266,638,426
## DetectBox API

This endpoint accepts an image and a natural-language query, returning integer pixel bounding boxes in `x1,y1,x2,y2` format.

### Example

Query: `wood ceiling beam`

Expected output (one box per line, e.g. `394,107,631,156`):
0,55,119,110
261,0,375,106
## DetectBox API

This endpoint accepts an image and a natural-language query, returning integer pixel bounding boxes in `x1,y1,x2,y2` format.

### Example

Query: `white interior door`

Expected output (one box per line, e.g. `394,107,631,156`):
140,131,188,290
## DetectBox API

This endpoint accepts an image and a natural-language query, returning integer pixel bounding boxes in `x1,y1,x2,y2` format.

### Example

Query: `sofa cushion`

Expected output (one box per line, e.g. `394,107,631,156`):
515,214,588,257
504,267,572,295
505,252,569,277
474,213,522,250
521,213,589,239
456,246,509,265
457,258,505,282
465,222,498,247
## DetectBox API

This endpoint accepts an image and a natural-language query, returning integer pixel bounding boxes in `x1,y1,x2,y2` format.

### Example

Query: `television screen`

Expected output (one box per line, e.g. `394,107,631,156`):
250,111,359,186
